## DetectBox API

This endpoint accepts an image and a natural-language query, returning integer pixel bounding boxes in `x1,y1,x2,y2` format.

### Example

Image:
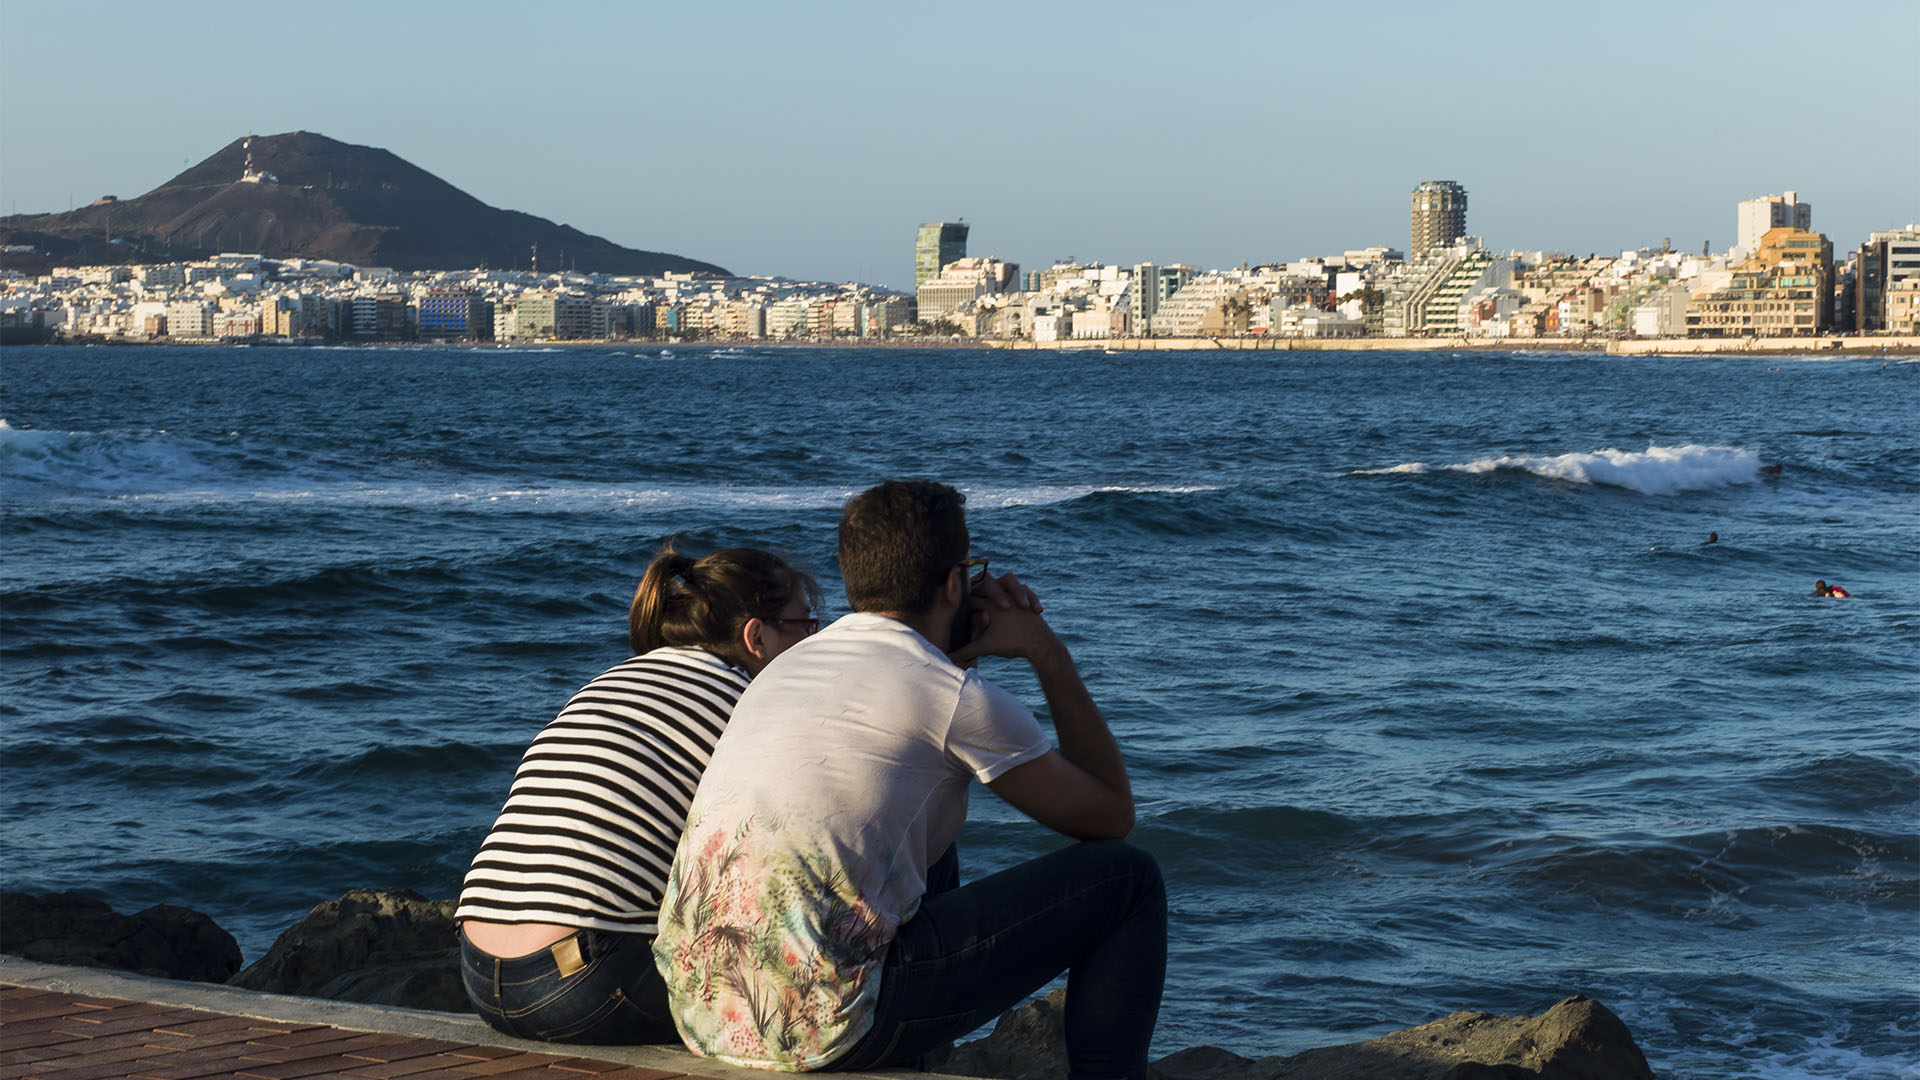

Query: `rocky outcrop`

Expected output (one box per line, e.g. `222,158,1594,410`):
929,990,1655,1080
0,891,241,983
228,888,468,1012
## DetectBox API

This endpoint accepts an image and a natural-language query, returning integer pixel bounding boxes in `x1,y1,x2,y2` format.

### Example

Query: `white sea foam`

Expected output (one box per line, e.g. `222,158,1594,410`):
1,422,1219,511
1351,444,1764,496
32,471,1220,514
0,419,223,493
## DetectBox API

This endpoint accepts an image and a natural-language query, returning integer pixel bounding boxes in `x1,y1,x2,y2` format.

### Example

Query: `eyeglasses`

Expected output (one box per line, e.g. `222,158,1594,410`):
958,556,989,584
768,616,821,635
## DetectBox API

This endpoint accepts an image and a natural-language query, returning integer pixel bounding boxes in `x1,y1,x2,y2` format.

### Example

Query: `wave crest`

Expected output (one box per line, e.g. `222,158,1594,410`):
0,418,226,494
1353,444,1763,495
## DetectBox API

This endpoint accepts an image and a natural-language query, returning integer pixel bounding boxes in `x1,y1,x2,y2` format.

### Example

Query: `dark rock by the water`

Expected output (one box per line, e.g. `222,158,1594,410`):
930,991,1654,1080
922,988,1070,1080
228,888,468,1012
0,890,241,984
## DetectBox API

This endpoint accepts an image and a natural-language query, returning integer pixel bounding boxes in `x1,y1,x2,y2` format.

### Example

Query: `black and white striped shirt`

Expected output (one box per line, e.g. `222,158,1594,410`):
455,647,748,934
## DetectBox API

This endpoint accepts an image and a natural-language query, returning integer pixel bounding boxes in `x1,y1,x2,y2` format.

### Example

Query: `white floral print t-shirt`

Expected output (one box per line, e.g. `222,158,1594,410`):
652,613,1050,1070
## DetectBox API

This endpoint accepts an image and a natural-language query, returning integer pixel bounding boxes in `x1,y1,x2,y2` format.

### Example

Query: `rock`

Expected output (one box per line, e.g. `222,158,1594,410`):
922,988,1069,1080
1151,1045,1262,1080
928,993,1653,1080
0,890,242,983
1263,996,1655,1080
228,888,467,1012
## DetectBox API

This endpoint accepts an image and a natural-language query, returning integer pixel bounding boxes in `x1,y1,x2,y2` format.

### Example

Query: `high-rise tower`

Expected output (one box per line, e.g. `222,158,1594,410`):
1410,181,1468,254
915,222,969,289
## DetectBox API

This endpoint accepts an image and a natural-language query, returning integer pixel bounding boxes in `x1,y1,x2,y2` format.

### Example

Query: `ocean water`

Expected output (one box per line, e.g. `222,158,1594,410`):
2,344,1915,1078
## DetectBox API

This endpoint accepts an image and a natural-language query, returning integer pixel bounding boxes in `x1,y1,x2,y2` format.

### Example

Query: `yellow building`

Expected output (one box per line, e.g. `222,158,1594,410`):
1685,227,1832,336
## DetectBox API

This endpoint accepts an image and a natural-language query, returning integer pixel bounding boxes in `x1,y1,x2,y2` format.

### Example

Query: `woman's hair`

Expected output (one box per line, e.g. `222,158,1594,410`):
628,544,818,668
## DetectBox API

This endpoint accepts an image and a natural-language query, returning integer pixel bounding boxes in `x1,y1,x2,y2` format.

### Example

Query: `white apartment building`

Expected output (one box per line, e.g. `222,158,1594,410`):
1733,192,1811,261
165,300,212,337
1148,274,1243,336
1277,307,1364,338
139,264,189,288
1886,277,1920,334
1070,309,1112,339
1629,283,1693,337
917,257,1019,322
765,299,809,339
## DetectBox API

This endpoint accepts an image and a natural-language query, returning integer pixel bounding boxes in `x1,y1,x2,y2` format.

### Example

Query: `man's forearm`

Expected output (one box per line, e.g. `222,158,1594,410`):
1030,637,1132,804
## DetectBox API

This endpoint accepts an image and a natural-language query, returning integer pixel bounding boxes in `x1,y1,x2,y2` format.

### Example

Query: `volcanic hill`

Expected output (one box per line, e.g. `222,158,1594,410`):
0,132,727,277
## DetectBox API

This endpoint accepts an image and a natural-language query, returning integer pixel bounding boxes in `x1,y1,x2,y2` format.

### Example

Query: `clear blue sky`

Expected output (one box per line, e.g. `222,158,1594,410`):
3,0,1914,290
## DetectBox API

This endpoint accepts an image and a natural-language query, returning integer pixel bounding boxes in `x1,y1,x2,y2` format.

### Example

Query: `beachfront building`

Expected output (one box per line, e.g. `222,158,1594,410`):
1424,251,1507,336
1410,180,1468,255
1629,283,1694,337
1732,192,1811,262
1148,274,1248,337
764,298,808,339
348,294,409,339
1851,226,1920,332
509,292,608,340
1127,263,1197,335
917,257,1018,322
716,300,765,339
260,294,337,338
1685,226,1832,336
215,310,260,338
1885,277,1920,334
419,291,492,341
1378,240,1499,336
165,300,212,338
864,297,916,337
914,222,969,289
1276,306,1365,338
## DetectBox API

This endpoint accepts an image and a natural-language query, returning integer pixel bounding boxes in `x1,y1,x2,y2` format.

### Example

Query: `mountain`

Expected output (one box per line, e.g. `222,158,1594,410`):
0,132,727,276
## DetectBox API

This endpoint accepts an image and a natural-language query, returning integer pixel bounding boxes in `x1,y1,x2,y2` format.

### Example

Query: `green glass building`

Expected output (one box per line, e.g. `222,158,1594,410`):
915,222,969,289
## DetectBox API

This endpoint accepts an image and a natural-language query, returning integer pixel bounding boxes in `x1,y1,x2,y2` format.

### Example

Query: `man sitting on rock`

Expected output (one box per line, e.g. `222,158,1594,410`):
653,479,1166,1077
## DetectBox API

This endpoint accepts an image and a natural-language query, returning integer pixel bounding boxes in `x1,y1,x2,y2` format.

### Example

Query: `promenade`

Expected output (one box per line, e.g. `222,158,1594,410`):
0,959,932,1080
989,334,1920,355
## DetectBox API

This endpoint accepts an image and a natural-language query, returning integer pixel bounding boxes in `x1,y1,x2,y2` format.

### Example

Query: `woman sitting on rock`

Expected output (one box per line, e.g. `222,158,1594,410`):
455,544,818,1044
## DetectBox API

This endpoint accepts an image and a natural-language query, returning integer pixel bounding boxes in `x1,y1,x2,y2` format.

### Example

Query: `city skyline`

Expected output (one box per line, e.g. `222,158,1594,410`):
2,0,1915,291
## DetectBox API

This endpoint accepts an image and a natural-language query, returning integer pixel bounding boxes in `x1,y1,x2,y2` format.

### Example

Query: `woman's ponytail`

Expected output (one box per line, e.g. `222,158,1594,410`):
629,546,698,655
626,543,819,668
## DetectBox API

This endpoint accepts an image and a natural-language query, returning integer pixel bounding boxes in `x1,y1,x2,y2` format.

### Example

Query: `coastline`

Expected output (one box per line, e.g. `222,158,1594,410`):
22,333,1920,356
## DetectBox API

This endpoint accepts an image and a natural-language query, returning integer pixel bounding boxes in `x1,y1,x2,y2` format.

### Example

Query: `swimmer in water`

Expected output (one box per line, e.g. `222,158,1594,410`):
1813,579,1852,598
1706,532,1718,544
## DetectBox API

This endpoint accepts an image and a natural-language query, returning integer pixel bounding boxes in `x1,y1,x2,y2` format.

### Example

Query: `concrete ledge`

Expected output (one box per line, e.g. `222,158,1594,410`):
0,956,946,1079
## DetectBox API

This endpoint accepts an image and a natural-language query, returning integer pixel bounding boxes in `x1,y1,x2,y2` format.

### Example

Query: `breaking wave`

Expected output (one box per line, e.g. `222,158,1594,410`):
1351,444,1765,495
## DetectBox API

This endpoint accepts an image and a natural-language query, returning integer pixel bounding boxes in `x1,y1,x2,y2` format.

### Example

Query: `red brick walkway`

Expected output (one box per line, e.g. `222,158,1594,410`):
0,986,714,1080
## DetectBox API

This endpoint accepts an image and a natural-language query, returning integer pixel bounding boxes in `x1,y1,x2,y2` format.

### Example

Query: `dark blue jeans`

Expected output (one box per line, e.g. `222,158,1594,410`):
458,926,676,1044
830,838,1166,1080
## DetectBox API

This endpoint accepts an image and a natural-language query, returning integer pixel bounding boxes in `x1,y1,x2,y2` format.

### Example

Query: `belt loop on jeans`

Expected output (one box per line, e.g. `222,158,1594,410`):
550,933,587,978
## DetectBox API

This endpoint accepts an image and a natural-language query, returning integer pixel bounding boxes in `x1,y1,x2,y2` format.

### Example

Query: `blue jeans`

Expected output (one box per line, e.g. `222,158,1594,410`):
830,838,1166,1080
459,927,676,1045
